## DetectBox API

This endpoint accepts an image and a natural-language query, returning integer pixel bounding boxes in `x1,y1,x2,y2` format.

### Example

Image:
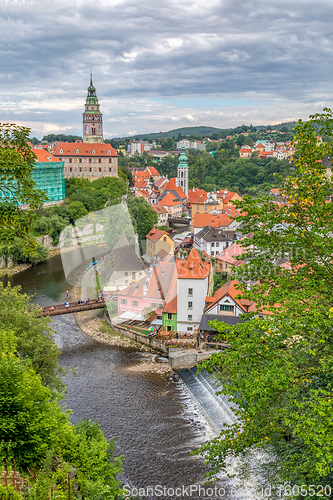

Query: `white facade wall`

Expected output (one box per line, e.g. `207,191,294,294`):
207,295,243,316
177,277,209,333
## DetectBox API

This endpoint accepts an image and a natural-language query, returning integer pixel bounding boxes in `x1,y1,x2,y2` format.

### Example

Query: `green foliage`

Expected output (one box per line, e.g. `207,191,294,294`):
0,483,22,499
127,196,158,243
0,337,72,469
0,123,46,252
67,201,89,224
42,134,82,143
195,109,333,493
0,283,64,393
212,272,227,293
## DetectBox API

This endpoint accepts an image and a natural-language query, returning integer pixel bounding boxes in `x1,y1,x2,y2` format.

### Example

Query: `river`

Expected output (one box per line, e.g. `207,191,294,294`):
9,255,256,499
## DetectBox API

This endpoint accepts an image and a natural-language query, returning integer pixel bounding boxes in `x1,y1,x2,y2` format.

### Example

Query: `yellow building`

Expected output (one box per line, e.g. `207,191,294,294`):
146,227,174,258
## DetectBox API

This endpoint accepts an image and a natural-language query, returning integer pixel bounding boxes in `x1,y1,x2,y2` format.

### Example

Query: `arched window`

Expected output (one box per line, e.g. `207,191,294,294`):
76,149,79,154
92,149,95,154
107,150,111,154
60,149,63,154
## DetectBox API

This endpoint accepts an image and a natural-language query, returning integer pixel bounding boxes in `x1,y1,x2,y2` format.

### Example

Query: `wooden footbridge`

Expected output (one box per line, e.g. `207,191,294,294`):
40,299,106,317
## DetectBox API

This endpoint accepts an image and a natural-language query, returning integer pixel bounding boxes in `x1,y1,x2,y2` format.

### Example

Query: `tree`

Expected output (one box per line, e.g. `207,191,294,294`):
67,201,88,224
0,329,73,469
195,109,333,493
0,283,64,393
0,123,46,251
127,196,158,243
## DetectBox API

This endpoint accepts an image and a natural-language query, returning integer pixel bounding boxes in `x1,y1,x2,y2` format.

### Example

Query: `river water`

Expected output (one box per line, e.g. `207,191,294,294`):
10,255,256,499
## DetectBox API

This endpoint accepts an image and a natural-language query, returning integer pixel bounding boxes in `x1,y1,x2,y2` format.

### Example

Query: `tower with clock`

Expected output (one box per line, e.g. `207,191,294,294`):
82,74,104,143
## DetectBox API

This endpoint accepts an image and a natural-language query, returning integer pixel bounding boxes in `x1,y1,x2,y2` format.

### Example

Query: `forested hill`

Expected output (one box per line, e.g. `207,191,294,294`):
111,121,297,141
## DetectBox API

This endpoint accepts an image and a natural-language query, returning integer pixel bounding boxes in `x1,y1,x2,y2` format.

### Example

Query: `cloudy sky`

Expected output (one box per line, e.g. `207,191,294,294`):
1,0,333,138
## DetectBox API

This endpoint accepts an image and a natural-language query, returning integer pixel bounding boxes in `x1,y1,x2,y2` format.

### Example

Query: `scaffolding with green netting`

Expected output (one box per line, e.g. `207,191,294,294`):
0,160,65,205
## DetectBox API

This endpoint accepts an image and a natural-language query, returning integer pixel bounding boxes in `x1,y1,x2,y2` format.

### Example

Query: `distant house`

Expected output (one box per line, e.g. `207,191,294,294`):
152,205,169,226
117,254,176,319
104,234,146,291
194,227,237,257
146,227,174,258
239,146,253,158
158,192,182,218
269,188,281,196
192,213,241,234
215,239,247,275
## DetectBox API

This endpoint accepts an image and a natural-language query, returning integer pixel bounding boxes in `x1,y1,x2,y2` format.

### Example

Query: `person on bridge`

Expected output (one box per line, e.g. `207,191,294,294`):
65,301,69,308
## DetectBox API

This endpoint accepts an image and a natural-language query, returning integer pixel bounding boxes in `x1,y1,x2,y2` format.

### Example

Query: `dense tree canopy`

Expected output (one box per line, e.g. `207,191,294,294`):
196,110,333,496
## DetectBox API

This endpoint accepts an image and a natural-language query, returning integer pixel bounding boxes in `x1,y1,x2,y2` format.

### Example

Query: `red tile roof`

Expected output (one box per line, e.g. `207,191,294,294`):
147,166,160,176
176,247,211,280
33,148,61,162
194,213,233,229
134,179,148,188
152,205,168,214
164,178,186,199
53,143,118,157
146,227,169,242
188,188,207,203
158,192,182,207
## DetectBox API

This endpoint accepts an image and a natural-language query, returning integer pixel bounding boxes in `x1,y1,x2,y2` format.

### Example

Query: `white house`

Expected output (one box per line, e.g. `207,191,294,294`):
194,227,237,257
176,248,212,333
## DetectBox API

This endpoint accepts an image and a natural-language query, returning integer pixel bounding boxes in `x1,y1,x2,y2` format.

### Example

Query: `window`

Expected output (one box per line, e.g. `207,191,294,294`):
69,167,72,172
188,314,192,320
109,159,112,163
163,237,166,241
158,303,163,309
205,206,207,211
188,288,193,296
219,304,234,312
76,149,79,154
69,158,72,163
60,149,63,154
211,242,215,247
167,326,172,331
197,205,199,209
211,251,214,256
187,327,193,331
167,313,172,320
107,149,111,154
92,149,95,154
132,300,138,307
98,159,101,163
188,301,193,309
99,168,102,172
89,158,91,163
121,298,127,305
79,158,82,163
124,272,128,276
216,242,219,247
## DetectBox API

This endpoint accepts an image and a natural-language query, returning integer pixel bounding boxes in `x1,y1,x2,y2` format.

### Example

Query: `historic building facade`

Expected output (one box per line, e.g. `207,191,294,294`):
83,75,103,143
52,142,118,180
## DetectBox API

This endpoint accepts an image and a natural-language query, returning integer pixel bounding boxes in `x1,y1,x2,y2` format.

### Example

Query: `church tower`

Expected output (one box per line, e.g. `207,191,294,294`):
83,74,103,143
177,145,189,197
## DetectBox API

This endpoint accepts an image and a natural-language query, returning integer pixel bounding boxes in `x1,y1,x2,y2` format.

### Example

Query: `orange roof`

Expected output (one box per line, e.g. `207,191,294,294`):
152,205,168,214
146,227,169,242
53,142,118,157
176,247,211,280
136,189,150,198
194,213,233,229
164,178,186,199
216,240,246,265
133,169,150,179
205,280,252,313
162,264,178,314
217,189,240,204
33,148,61,162
134,179,148,188
159,192,182,207
188,188,207,203
147,166,160,176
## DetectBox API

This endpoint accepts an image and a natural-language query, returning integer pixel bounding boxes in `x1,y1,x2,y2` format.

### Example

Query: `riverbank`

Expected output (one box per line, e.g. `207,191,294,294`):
1,247,61,276
73,309,173,377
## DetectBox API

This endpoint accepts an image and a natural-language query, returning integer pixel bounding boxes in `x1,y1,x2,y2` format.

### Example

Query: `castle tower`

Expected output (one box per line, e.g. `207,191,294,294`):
177,145,188,197
82,74,103,143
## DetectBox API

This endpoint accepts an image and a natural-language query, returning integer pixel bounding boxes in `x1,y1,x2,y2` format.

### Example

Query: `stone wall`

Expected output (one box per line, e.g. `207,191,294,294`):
107,316,168,355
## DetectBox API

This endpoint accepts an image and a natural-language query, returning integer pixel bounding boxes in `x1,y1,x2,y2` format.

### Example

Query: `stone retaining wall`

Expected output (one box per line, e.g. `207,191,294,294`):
107,316,168,355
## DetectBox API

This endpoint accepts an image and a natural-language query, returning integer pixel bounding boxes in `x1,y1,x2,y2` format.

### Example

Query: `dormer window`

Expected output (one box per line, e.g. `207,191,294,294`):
60,149,63,153
92,149,96,154
76,149,79,154
107,150,111,154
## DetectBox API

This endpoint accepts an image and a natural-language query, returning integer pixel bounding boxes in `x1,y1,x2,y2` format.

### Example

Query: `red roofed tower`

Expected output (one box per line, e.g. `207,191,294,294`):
83,74,103,143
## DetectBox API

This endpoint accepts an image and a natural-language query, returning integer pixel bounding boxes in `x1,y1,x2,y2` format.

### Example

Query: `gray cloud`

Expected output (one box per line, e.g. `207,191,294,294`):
1,0,333,137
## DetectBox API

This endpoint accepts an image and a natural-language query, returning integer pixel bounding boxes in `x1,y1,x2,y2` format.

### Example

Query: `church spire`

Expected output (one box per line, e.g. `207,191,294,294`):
83,75,103,143
177,145,189,197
